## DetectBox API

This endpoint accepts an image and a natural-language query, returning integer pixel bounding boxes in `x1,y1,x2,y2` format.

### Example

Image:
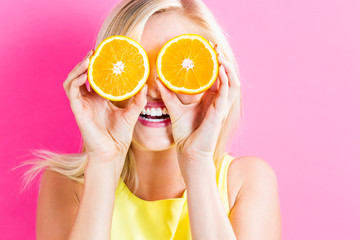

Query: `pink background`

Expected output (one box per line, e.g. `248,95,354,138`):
1,0,359,239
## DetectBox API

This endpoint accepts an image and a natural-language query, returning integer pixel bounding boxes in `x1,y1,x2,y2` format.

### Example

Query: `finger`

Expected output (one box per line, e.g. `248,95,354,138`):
73,50,93,75
200,90,216,121
79,83,89,97
199,66,229,131
123,84,148,124
85,72,99,98
215,47,240,87
64,58,89,94
130,84,148,112
201,77,219,111
208,40,216,49
217,55,239,88
86,80,93,92
64,50,93,91
107,99,121,112
208,76,219,92
88,82,100,98
155,77,183,120
214,64,229,111
68,72,88,101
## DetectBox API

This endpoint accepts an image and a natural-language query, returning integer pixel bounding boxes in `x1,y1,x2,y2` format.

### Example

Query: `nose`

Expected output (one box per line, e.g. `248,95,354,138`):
146,72,162,101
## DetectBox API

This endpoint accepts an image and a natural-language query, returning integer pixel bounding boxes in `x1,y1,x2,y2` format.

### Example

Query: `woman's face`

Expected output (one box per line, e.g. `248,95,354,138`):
114,12,205,151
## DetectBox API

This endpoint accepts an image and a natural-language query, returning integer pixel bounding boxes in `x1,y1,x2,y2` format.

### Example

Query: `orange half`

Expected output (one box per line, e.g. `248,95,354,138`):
156,34,219,95
88,35,150,101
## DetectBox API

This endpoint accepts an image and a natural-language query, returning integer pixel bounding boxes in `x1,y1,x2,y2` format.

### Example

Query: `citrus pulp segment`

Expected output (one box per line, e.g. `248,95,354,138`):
88,35,150,101
156,34,219,95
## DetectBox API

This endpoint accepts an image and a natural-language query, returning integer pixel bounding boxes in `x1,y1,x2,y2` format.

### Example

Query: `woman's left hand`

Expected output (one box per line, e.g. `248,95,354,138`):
156,42,240,172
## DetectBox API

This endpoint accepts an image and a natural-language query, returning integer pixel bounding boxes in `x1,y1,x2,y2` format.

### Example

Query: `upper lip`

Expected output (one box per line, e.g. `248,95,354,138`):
144,101,166,108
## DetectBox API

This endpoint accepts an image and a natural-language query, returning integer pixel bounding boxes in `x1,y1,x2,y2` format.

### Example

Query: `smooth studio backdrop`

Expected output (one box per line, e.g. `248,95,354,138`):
0,0,359,239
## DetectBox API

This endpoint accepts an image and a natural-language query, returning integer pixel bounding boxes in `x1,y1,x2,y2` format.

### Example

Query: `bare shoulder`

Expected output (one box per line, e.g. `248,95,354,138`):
227,155,278,210
37,169,83,239
39,169,83,204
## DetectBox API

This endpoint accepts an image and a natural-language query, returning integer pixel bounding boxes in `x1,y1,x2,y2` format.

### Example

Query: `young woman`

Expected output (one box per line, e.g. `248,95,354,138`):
25,0,281,239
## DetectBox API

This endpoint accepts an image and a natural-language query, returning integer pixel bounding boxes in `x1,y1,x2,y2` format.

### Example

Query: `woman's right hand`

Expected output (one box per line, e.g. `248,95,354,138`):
63,49,148,178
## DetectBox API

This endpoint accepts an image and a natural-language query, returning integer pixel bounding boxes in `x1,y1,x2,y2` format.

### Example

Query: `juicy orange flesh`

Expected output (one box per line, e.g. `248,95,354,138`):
161,38,214,90
91,39,146,96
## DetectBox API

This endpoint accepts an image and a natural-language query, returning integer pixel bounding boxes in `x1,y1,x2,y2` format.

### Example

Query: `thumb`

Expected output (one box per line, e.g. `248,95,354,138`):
155,77,183,121
123,84,148,125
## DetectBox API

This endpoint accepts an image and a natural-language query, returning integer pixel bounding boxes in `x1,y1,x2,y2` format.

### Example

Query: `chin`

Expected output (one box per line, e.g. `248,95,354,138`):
132,123,175,151
132,137,175,151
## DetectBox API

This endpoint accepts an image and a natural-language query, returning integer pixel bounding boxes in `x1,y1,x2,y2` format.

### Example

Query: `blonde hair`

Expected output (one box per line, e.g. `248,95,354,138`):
14,0,243,194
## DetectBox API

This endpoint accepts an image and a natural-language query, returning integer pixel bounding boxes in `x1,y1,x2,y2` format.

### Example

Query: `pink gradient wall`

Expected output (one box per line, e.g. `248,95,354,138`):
1,0,359,239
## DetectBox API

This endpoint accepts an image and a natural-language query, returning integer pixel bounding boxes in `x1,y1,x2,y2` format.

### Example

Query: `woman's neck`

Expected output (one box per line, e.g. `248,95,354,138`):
130,143,186,201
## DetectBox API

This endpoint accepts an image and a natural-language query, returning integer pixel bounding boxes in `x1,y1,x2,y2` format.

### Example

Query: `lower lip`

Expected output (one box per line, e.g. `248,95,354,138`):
138,115,172,128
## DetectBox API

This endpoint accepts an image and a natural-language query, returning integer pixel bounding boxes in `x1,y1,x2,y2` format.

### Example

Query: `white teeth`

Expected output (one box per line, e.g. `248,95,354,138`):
141,107,169,116
140,115,170,122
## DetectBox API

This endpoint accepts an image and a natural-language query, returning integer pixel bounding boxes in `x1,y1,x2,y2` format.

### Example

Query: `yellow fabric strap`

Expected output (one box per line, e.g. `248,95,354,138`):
216,154,235,215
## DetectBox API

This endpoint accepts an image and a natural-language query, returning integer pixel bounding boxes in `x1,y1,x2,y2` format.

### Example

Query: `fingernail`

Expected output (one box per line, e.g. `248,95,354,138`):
86,49,93,58
156,78,163,89
79,57,87,65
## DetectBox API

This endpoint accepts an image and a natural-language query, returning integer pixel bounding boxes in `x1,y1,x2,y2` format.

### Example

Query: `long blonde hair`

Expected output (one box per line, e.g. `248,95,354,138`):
14,0,243,193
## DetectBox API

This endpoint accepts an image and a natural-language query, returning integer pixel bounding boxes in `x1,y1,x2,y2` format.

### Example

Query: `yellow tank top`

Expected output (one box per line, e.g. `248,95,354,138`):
111,154,235,240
